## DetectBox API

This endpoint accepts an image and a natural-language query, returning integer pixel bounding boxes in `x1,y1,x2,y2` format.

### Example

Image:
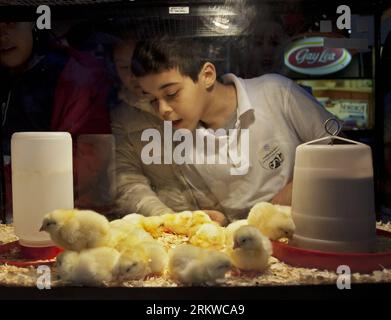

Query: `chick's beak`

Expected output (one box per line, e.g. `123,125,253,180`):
39,224,45,232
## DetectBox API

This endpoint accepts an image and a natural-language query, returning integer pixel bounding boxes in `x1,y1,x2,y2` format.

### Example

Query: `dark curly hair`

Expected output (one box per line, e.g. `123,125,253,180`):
131,37,208,83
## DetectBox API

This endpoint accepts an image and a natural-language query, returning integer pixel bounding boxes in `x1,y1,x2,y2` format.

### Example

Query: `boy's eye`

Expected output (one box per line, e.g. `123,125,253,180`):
166,90,179,99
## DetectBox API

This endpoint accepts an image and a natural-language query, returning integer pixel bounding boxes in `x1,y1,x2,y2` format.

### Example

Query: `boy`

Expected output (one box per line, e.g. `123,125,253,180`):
131,38,334,222
111,37,222,217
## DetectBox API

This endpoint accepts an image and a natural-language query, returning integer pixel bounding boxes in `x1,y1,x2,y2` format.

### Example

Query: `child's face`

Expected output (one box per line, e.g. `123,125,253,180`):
137,68,207,131
0,22,34,69
113,41,143,97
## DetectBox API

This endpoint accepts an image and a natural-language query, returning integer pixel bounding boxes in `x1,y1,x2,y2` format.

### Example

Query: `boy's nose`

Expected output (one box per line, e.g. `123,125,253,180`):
158,99,173,119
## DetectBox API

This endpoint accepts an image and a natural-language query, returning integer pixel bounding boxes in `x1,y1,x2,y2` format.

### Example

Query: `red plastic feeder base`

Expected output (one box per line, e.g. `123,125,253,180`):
0,241,63,267
19,244,63,260
272,229,391,273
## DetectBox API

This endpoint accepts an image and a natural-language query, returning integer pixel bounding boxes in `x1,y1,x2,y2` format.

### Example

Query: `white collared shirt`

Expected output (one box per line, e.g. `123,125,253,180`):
180,73,334,220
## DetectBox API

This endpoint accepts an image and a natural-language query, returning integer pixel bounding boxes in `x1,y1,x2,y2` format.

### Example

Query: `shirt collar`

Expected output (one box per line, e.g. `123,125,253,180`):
221,73,254,120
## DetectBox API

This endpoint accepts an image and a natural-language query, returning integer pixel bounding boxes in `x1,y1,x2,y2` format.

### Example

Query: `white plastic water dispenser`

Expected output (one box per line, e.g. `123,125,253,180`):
11,132,74,252
291,119,377,253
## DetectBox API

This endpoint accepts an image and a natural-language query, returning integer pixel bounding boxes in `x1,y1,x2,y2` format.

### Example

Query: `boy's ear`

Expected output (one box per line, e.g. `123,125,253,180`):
199,62,216,89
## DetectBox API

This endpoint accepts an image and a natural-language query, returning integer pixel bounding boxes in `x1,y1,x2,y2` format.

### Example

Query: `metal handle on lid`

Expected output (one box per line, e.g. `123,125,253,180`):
324,118,342,145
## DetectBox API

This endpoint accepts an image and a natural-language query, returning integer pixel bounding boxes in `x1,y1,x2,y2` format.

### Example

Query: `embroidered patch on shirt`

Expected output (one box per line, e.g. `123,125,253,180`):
259,143,285,170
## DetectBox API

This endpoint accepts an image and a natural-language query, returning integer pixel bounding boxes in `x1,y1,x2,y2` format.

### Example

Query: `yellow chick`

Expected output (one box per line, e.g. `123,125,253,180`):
109,228,154,253
56,250,79,282
160,213,178,234
116,240,168,281
40,209,111,251
225,219,248,248
189,223,226,250
247,202,295,240
108,219,153,252
56,247,121,286
230,225,272,272
141,215,166,238
142,240,169,274
110,219,140,233
121,213,145,229
163,210,213,236
168,244,231,284
274,205,291,216
188,210,214,235
163,211,193,235
110,218,153,238
115,247,150,281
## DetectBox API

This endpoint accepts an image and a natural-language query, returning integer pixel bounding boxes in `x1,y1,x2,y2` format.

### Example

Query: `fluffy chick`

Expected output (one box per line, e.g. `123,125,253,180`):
189,223,226,250
229,225,272,272
141,215,166,238
143,240,168,274
40,209,111,251
108,219,154,252
163,211,213,236
274,204,291,216
56,247,120,286
115,248,150,281
168,244,231,284
121,213,145,228
108,227,153,253
110,217,145,233
188,210,213,234
247,202,295,240
116,240,168,281
225,219,248,247
162,211,193,235
56,250,79,282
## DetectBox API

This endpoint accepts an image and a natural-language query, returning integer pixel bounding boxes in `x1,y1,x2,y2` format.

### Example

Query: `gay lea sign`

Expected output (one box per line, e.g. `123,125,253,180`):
284,37,352,75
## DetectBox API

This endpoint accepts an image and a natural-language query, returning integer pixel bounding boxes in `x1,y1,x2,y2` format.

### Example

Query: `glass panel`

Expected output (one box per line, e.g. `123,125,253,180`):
0,0,381,224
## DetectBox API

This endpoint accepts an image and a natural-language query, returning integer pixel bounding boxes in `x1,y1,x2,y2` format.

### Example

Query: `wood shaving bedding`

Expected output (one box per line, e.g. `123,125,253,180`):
0,224,18,245
1,222,391,287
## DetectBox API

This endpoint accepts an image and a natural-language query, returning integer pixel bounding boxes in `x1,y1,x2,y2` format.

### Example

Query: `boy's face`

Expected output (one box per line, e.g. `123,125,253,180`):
137,68,207,131
0,22,33,69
